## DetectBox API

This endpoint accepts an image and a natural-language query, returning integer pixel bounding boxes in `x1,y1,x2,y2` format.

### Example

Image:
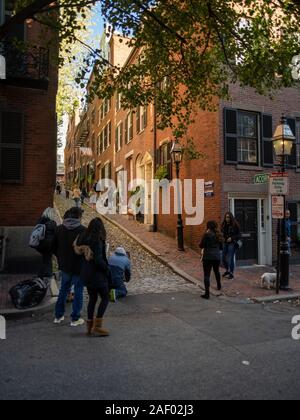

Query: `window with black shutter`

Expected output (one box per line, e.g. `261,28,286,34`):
0,111,24,183
262,114,274,167
136,107,141,134
158,142,172,180
287,118,297,168
224,108,238,164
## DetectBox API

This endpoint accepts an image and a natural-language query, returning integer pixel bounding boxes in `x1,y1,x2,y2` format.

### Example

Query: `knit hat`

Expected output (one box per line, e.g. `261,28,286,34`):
115,247,127,256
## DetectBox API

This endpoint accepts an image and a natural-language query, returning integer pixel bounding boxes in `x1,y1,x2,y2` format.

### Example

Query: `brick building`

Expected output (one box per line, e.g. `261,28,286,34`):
0,2,58,272
65,34,300,267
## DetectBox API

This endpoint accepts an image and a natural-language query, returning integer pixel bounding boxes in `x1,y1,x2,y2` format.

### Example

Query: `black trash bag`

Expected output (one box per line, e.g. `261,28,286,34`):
9,278,49,310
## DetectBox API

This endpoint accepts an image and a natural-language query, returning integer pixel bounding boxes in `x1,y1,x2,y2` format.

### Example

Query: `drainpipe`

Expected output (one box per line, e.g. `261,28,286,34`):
152,91,158,232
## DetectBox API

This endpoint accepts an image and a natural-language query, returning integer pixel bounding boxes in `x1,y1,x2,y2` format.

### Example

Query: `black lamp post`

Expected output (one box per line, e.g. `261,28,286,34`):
273,115,295,291
171,140,184,252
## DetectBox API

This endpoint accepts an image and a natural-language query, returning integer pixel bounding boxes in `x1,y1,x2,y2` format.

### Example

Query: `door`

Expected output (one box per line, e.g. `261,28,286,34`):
234,200,258,262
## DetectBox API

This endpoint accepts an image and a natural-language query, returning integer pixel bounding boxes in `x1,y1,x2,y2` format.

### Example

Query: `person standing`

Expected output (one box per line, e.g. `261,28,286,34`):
53,207,86,327
108,247,131,302
75,218,110,337
221,212,241,280
33,208,57,279
72,186,82,208
200,221,223,300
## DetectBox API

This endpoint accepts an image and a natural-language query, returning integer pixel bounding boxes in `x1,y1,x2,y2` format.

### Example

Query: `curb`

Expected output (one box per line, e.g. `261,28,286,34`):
252,293,300,304
0,278,58,320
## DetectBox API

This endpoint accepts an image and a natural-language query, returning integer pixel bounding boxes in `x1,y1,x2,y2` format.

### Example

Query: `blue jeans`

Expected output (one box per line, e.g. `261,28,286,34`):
115,286,128,299
55,272,84,321
222,243,236,274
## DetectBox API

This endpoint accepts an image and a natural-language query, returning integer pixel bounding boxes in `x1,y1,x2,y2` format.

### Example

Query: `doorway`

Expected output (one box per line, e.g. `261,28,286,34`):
234,199,259,263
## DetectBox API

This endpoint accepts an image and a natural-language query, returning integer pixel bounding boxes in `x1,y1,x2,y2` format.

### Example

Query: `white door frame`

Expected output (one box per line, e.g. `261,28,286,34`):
229,194,272,266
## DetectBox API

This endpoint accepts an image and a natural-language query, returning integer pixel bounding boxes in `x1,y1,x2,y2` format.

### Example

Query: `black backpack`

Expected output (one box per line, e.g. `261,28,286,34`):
9,278,49,310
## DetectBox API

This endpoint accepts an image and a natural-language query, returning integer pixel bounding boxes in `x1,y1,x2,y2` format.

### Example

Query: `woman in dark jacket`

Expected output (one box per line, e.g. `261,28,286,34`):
200,221,223,300
221,212,241,280
76,217,110,337
36,208,57,279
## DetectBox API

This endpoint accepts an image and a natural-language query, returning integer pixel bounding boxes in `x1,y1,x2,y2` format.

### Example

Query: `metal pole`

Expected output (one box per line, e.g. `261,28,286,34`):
279,155,290,290
176,162,184,252
276,219,281,295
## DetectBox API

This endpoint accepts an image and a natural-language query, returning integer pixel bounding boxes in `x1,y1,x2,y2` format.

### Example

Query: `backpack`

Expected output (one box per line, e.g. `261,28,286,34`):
9,278,48,310
29,224,46,249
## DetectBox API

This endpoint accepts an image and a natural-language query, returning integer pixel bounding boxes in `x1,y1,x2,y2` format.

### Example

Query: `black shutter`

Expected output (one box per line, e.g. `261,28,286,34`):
120,122,123,149
108,162,112,180
115,126,118,152
130,112,134,140
167,142,173,180
262,114,274,167
144,106,148,129
0,111,24,183
224,108,238,164
125,115,128,144
287,118,297,167
136,107,141,134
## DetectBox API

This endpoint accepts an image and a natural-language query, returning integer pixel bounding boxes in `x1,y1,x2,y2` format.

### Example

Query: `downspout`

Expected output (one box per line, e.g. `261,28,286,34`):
153,89,158,232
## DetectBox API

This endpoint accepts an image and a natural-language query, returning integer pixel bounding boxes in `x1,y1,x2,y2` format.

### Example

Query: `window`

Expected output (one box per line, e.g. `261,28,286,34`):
158,142,172,180
107,122,111,148
115,123,123,152
116,92,122,112
136,106,148,134
91,108,96,125
224,109,270,166
237,112,258,165
0,111,24,183
125,112,133,144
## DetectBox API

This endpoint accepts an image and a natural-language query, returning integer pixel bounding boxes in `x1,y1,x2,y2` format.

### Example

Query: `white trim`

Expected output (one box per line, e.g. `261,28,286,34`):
159,138,170,147
125,150,134,159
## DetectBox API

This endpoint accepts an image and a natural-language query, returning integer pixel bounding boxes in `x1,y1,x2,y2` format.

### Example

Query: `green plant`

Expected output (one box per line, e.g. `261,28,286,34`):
183,139,206,161
155,165,169,181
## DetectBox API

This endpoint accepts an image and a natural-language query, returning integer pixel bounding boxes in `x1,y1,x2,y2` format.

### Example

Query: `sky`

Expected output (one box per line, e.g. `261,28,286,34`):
58,7,105,157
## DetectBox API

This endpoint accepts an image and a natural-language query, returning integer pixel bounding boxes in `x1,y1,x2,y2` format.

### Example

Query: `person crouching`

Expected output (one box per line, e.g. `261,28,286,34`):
108,247,131,302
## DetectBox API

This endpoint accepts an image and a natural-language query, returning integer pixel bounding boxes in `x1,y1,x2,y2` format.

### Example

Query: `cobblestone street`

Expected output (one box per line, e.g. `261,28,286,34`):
55,195,198,296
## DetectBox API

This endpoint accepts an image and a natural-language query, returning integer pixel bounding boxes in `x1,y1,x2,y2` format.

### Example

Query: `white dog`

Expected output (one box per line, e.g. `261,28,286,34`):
261,273,277,290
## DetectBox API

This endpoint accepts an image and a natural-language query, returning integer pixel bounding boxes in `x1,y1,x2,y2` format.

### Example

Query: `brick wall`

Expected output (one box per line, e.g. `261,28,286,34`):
0,21,58,227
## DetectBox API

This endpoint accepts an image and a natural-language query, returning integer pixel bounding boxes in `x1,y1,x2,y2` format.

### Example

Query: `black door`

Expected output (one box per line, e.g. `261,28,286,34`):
234,200,258,262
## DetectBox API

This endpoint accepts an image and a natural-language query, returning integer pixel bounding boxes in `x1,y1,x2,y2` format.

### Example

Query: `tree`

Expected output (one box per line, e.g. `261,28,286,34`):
3,1,300,136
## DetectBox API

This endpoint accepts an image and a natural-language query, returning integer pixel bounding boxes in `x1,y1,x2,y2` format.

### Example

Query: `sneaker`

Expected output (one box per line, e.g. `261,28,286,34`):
54,316,65,324
222,271,230,278
109,289,117,303
70,318,85,327
228,274,234,280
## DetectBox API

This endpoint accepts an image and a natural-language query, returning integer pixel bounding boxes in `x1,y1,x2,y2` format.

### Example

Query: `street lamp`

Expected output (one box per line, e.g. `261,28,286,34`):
273,115,295,291
171,140,184,251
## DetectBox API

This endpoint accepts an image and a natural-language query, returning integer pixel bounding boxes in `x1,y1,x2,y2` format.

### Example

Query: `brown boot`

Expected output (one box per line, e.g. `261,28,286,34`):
92,318,109,337
86,320,94,336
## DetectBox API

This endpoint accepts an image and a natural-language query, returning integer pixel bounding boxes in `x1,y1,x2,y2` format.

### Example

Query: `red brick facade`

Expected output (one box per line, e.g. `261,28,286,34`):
65,40,300,265
0,20,58,227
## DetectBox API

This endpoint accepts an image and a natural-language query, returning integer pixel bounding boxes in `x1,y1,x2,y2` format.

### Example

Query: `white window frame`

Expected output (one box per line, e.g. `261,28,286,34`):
116,123,122,152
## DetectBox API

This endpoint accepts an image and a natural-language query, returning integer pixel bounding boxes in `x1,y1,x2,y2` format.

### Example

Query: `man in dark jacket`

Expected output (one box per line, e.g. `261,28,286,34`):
53,207,86,327
35,208,57,279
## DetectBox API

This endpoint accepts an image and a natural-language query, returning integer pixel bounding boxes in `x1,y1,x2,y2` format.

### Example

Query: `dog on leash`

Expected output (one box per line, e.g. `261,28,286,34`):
261,273,277,290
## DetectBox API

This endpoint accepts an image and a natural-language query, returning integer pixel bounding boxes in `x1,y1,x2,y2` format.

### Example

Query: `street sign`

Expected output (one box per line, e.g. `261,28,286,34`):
272,196,285,219
205,191,214,198
205,181,215,189
269,175,289,195
254,173,269,185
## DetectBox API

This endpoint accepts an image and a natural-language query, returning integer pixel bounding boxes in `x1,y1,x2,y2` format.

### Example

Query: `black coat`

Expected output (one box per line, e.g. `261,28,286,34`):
79,240,110,289
53,223,86,276
222,223,241,243
200,232,223,261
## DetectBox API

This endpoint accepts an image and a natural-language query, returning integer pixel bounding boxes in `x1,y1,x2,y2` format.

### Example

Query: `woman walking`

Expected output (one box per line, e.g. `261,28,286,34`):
75,218,111,337
200,221,223,300
221,212,241,280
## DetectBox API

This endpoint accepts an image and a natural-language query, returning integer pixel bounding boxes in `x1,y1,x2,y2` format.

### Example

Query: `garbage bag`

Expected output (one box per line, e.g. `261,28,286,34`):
9,278,49,310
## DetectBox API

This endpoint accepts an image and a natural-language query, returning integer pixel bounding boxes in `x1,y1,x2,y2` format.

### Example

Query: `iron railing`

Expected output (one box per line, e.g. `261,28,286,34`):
0,41,49,88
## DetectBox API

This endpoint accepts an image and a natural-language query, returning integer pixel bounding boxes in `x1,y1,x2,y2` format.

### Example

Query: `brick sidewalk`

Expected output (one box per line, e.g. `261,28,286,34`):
101,211,300,300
